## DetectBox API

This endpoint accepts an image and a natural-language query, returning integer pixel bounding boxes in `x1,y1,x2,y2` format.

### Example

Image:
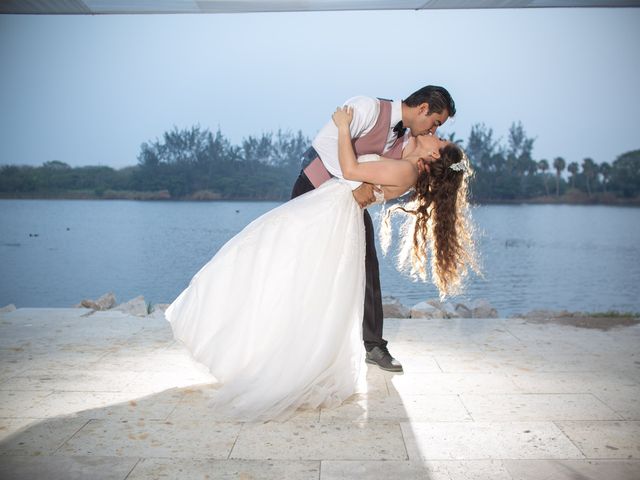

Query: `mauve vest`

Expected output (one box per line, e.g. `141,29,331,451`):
303,99,404,188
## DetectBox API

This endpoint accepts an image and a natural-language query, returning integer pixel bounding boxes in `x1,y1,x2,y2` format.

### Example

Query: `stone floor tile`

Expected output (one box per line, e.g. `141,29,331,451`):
505,322,606,350
401,421,584,460
508,322,640,354
167,385,320,423
231,420,407,460
321,459,513,480
0,310,145,349
508,371,639,394
591,387,640,420
467,331,527,353
0,455,139,480
394,350,442,373
57,418,241,458
0,369,140,392
24,389,184,421
2,351,112,373
555,420,640,459
127,370,216,394
393,336,487,354
388,372,521,396
0,308,92,323
619,367,640,384
0,417,89,456
361,366,390,397
504,458,640,480
0,350,30,381
0,390,53,417
461,393,622,421
320,393,471,422
392,338,486,355
87,349,203,372
434,352,545,374
128,458,320,480
394,353,442,373
0,418,47,442
520,353,632,373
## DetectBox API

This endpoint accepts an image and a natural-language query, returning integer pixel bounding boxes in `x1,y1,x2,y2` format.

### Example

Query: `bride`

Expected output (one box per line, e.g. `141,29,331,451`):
165,106,478,421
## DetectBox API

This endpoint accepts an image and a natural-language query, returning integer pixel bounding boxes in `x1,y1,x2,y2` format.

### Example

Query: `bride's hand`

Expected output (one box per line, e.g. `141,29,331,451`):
332,106,353,129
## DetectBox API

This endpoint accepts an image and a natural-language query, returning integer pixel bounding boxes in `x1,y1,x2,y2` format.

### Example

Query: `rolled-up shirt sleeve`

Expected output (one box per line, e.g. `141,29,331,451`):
311,96,379,190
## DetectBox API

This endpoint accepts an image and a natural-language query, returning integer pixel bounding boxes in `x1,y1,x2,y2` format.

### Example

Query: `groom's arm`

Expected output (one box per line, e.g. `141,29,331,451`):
312,96,379,190
313,96,382,207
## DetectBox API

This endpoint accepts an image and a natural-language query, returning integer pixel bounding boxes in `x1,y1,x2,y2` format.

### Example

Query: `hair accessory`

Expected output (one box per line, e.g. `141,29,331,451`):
449,161,465,172
449,150,469,173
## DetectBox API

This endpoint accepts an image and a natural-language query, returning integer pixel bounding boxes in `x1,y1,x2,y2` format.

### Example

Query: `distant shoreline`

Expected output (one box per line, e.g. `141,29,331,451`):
0,190,279,202
1,190,639,206
474,196,640,207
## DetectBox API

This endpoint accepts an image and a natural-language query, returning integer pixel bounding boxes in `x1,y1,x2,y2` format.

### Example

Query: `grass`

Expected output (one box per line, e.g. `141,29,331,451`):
584,310,640,318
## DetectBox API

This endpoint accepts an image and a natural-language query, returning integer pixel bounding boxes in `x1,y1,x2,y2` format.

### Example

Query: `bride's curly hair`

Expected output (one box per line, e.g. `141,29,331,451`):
380,143,480,298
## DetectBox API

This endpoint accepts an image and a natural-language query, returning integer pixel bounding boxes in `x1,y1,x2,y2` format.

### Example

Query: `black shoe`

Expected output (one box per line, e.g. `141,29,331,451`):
365,345,403,372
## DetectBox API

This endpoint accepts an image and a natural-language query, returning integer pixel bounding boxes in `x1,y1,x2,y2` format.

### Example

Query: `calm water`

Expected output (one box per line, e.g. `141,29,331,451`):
1,199,639,316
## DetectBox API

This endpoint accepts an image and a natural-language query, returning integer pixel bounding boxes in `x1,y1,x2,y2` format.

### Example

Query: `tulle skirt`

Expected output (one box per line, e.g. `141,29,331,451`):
165,178,367,421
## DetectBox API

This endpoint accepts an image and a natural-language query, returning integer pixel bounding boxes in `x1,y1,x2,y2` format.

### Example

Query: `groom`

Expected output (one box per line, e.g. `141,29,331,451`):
290,85,456,372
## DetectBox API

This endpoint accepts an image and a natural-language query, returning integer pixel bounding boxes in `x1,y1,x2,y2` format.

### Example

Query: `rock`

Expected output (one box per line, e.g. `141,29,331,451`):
426,298,443,310
0,303,16,313
410,301,445,319
95,292,116,310
417,298,498,319
113,295,148,317
147,308,167,320
382,296,410,318
80,299,99,309
455,303,473,318
77,292,116,311
471,299,498,318
150,303,170,313
415,298,461,319
439,302,460,318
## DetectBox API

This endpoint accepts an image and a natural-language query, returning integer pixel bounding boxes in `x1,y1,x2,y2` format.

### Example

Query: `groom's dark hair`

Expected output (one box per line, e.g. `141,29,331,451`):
404,85,456,117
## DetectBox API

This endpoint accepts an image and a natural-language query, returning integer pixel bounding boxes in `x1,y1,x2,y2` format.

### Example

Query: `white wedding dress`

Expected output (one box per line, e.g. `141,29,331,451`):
165,155,385,421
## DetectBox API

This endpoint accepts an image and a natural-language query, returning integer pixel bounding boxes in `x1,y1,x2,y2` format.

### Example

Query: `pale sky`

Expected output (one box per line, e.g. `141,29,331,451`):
1,7,639,169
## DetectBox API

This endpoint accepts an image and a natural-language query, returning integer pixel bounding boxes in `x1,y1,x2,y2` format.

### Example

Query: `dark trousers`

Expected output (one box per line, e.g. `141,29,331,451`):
290,171,387,352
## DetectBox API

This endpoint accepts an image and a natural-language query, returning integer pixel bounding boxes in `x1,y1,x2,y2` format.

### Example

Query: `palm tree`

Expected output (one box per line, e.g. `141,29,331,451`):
582,157,596,196
568,162,579,188
445,132,464,146
538,159,550,195
553,156,565,196
599,161,612,193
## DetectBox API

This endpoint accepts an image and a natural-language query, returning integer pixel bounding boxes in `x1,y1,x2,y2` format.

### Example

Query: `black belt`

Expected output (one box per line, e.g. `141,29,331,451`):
300,146,319,169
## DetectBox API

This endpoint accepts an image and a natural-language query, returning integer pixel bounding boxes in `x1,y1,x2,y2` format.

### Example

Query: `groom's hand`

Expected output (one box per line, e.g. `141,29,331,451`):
352,183,380,208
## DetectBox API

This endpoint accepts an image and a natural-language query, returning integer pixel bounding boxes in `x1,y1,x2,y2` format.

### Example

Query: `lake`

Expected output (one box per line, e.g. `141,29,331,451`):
1,199,639,316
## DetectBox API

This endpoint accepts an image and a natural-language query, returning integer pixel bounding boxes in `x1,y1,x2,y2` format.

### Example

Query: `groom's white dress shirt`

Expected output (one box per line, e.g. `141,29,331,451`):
312,96,407,190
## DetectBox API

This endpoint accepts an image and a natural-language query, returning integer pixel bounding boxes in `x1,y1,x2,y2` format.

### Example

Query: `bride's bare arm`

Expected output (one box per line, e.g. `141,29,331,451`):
379,152,427,199
380,185,411,200
332,106,416,188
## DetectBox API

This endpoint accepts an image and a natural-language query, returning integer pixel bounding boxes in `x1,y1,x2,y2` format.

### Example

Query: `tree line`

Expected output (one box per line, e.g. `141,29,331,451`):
463,122,639,202
0,123,638,202
0,127,309,201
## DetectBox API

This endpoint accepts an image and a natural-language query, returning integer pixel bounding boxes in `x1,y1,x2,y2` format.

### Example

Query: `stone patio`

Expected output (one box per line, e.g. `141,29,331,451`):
0,307,639,479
